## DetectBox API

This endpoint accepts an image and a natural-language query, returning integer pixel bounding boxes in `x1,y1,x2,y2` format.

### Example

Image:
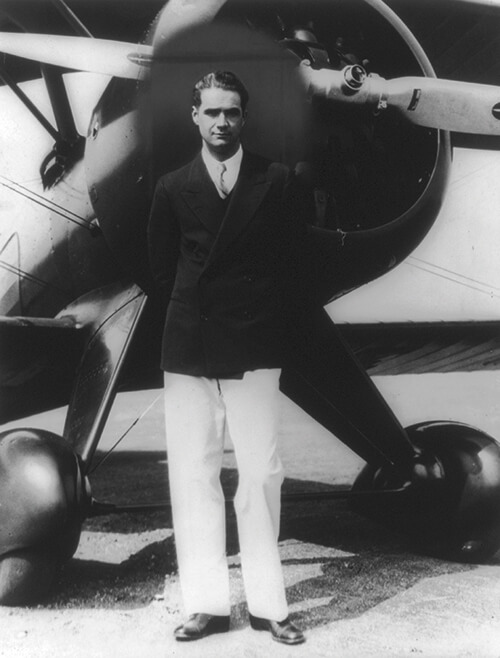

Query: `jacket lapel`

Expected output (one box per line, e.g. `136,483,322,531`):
204,152,271,269
180,154,225,236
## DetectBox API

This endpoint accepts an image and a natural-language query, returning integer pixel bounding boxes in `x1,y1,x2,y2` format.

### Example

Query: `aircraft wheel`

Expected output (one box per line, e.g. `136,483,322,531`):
0,549,59,606
0,429,90,605
352,421,500,562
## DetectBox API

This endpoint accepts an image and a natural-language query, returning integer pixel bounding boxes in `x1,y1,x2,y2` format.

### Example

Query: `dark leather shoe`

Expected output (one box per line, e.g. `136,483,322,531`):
174,613,230,641
249,613,305,645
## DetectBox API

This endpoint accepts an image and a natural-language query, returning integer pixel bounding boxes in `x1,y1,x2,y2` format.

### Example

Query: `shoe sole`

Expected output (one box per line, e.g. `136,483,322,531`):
250,623,305,645
175,624,230,641
271,634,306,645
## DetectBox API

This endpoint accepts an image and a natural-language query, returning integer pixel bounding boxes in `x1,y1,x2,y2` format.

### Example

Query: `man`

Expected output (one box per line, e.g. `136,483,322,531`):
148,70,309,645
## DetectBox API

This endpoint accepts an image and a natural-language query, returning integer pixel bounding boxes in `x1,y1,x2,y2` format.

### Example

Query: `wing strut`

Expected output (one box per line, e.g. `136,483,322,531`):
50,0,93,38
281,307,417,478
38,64,85,187
61,281,148,469
0,64,59,140
41,65,79,145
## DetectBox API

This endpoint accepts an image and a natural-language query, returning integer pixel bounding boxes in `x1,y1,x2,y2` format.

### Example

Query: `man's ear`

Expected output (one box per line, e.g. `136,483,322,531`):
191,106,199,125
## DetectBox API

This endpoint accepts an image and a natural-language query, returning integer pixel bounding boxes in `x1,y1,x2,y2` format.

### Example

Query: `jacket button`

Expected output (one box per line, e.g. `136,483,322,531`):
243,274,253,283
200,313,208,321
242,310,253,320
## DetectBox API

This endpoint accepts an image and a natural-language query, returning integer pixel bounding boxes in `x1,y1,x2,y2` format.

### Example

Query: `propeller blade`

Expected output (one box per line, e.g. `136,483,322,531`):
0,33,152,79
384,76,500,134
0,0,226,77
300,63,500,135
154,0,227,43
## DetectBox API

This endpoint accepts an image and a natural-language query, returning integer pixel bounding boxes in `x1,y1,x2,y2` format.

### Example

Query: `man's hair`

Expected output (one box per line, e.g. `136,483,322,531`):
192,71,249,112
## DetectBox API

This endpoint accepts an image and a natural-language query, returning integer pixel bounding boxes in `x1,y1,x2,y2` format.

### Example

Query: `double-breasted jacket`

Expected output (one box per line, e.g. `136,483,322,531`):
147,150,311,377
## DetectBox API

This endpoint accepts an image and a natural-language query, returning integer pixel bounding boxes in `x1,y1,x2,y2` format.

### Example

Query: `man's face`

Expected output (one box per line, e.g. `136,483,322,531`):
192,87,246,158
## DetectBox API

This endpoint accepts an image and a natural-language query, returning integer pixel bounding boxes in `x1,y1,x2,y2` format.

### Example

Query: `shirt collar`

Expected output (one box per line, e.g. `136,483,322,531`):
202,144,243,178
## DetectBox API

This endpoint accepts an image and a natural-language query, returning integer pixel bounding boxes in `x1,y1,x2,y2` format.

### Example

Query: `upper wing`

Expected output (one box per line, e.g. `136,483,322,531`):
341,320,500,375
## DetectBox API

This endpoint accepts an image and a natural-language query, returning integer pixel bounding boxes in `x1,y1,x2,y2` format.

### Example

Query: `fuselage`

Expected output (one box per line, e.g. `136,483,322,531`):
0,74,120,319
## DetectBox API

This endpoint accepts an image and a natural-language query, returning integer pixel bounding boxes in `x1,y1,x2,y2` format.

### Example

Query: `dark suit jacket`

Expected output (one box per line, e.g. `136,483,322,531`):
147,150,312,377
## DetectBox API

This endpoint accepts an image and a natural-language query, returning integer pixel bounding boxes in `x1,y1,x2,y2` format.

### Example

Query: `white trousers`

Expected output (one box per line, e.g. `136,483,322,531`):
163,369,288,620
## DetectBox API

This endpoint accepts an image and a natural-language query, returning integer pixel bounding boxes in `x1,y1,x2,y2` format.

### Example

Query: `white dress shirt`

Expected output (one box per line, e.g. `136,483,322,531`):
202,145,243,198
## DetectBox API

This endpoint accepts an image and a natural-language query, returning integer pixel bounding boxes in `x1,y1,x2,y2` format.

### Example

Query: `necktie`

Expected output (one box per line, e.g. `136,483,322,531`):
217,162,229,198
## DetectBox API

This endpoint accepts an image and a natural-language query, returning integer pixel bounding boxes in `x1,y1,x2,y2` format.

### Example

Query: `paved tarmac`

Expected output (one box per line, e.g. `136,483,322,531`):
2,373,500,657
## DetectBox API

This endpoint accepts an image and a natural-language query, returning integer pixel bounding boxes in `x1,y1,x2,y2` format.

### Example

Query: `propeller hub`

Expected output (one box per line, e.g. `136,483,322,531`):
343,64,367,91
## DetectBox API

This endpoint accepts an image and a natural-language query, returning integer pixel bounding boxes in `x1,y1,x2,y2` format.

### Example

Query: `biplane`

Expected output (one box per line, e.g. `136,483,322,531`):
1,0,500,605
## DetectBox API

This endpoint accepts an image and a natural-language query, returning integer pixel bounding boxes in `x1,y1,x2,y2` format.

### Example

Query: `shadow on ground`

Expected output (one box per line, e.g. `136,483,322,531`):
47,449,479,626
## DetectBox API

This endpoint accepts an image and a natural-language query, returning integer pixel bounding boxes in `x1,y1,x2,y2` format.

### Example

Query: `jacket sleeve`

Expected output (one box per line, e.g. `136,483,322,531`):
147,177,181,309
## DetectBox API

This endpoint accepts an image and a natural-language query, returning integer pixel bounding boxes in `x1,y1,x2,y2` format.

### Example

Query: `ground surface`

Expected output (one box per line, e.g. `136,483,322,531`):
2,373,500,657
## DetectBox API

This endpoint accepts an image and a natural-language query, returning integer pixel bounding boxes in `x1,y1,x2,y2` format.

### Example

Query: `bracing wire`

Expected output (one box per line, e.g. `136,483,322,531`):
0,259,70,295
406,257,500,299
88,392,164,475
0,175,90,230
0,175,88,223
409,255,500,293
